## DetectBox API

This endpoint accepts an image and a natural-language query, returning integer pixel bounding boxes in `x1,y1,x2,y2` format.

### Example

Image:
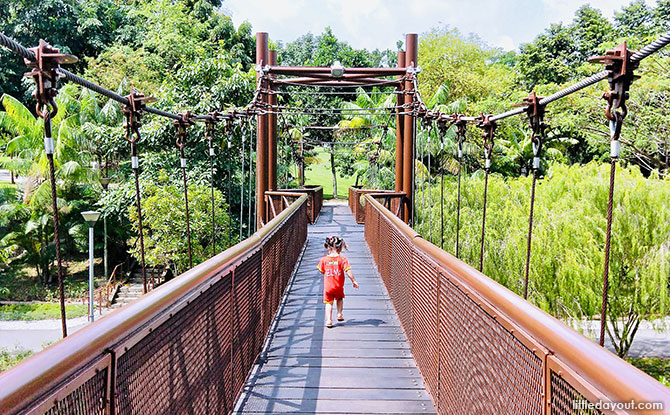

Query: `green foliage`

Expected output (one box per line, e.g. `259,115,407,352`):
128,182,231,275
416,163,670,356
419,27,514,103
0,302,87,320
627,358,670,386
0,347,33,372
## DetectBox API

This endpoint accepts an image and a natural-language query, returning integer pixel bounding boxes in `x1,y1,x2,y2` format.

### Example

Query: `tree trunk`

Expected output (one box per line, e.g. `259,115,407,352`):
330,145,337,198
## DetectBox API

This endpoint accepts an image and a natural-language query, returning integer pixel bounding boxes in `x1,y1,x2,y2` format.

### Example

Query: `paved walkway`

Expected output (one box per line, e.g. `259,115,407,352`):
233,202,436,414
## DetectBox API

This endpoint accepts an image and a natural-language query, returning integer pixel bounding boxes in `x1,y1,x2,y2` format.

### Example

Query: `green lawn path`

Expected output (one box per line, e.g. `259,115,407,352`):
304,148,355,199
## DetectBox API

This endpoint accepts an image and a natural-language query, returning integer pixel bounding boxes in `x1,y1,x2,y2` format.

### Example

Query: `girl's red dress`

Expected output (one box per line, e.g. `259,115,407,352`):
317,254,351,304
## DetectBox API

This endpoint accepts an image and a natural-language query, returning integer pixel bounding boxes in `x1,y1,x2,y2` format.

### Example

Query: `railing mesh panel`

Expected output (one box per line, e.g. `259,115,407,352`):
550,371,604,415
437,272,543,414
10,200,308,415
41,367,107,415
365,200,546,415
115,270,236,415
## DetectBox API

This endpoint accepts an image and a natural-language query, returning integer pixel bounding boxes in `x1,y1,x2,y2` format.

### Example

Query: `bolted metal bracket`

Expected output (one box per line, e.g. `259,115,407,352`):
515,92,548,170
174,111,194,154
476,114,496,169
451,114,468,160
589,42,639,153
122,90,155,144
24,39,78,119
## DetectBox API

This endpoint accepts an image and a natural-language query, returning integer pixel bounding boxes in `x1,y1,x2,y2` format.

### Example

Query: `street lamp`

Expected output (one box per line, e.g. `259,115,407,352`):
81,210,101,323
100,177,110,280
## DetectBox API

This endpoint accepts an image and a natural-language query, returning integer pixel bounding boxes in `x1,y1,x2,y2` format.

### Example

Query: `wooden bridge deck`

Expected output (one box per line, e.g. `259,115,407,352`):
233,201,436,414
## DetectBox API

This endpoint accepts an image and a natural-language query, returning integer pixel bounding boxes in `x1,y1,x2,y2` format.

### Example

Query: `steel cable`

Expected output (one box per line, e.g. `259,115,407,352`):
240,123,246,241
43,113,68,338
631,30,670,62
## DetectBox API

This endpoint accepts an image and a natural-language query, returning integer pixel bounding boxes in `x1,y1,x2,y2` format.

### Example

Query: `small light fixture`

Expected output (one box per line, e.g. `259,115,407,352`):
81,210,101,227
100,177,111,191
331,60,344,78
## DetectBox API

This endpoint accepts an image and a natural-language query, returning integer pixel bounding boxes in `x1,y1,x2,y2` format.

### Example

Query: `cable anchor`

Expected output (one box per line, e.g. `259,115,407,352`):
476,114,496,170
516,92,547,171
24,39,77,119
451,114,467,160
588,42,639,158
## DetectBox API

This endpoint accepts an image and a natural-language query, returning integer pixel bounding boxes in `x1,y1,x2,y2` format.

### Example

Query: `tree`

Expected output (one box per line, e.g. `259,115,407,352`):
0,0,129,99
128,182,230,275
615,0,655,40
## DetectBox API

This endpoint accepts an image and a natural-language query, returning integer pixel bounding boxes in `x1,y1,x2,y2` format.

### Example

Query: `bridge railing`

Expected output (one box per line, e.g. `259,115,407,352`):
276,185,323,223
0,195,309,415
364,195,670,415
348,186,406,223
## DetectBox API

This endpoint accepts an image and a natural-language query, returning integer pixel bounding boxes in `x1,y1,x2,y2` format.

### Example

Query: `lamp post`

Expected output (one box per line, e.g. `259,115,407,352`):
81,210,101,322
100,177,110,280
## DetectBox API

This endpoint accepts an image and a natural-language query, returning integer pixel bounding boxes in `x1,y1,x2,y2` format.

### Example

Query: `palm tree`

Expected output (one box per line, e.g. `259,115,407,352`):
339,87,396,189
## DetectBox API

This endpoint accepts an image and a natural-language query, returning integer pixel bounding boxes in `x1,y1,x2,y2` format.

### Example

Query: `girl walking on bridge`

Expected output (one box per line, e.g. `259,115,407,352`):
317,236,359,328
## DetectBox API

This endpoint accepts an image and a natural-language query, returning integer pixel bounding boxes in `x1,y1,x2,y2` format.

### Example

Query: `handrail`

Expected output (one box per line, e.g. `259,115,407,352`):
365,194,670,412
0,194,308,414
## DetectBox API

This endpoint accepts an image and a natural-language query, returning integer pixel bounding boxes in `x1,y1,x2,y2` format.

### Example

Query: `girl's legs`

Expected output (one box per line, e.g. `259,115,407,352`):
325,302,333,326
336,298,344,320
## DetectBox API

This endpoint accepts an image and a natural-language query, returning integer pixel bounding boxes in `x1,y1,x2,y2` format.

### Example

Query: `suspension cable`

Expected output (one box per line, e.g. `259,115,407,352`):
588,43,638,347
174,112,194,269
452,115,467,258
519,93,546,300
225,120,233,245
477,115,496,272
437,119,449,250
240,120,246,241
22,40,69,337
122,91,150,294
247,119,254,237
205,116,218,256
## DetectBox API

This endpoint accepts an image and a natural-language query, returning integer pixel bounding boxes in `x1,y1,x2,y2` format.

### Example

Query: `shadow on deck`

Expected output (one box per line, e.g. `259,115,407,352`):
233,202,436,414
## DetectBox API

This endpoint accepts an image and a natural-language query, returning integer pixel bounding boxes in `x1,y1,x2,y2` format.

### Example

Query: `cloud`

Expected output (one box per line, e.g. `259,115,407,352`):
223,0,649,52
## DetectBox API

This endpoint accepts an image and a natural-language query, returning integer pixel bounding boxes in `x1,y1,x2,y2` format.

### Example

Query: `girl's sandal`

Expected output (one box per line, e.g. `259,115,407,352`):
326,321,333,328
337,314,344,322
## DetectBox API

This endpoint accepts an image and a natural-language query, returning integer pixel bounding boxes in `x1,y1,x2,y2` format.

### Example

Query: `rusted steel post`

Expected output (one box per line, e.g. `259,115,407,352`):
403,34,418,223
256,32,269,228
395,50,406,195
268,50,278,191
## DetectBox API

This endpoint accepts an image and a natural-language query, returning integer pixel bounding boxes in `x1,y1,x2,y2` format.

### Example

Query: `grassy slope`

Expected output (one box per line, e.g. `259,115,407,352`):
0,303,88,320
304,148,356,199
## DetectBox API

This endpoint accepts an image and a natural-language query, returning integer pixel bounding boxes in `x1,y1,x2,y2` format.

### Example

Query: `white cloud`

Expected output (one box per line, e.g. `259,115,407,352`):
222,0,652,52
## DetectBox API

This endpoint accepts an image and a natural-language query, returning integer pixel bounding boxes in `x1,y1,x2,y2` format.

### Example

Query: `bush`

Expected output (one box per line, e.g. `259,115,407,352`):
129,182,231,275
416,162,670,356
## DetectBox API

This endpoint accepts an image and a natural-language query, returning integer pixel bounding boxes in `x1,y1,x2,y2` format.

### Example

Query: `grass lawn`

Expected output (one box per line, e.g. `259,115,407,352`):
0,255,107,302
628,357,670,387
0,302,88,320
304,147,356,199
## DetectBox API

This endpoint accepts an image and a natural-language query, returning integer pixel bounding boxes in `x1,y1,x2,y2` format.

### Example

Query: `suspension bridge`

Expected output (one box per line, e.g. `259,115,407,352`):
0,28,670,415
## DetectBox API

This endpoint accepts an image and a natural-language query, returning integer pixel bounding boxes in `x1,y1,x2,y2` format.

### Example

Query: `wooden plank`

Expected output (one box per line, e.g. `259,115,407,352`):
233,202,436,414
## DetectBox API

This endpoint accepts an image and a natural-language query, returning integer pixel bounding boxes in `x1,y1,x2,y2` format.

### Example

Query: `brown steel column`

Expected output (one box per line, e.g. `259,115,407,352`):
395,50,406,195
403,34,418,223
256,32,269,228
268,50,278,191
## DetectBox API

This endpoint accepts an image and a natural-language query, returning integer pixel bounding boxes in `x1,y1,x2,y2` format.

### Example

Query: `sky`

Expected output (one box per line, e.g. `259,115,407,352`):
222,0,642,52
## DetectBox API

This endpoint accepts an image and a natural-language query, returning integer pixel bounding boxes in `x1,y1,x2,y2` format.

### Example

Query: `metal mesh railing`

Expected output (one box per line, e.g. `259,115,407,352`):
364,195,670,415
0,195,308,415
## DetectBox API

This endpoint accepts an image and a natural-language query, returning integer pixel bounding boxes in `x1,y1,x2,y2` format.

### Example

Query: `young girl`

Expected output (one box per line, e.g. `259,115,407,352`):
317,236,359,328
